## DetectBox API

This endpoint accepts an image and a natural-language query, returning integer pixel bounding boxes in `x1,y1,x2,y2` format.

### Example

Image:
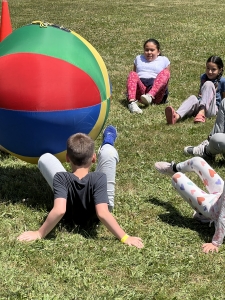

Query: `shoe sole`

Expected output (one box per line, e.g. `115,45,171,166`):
140,95,151,106
130,109,143,114
194,119,205,123
165,106,176,124
128,103,143,114
129,107,143,114
103,126,117,137
194,114,206,123
154,162,175,176
184,147,208,158
183,146,193,156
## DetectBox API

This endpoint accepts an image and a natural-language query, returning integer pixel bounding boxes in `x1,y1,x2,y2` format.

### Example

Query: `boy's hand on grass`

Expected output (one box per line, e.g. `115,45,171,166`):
202,243,218,253
17,231,41,242
124,236,144,248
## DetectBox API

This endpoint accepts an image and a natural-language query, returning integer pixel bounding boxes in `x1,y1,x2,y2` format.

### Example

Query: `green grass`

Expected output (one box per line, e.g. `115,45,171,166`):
1,0,225,299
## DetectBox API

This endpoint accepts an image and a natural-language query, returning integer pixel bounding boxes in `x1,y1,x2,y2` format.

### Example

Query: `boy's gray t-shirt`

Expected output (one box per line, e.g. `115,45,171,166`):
53,171,109,225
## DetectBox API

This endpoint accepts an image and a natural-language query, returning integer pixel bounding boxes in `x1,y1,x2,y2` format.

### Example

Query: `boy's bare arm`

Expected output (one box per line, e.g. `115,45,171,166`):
17,198,66,242
95,203,144,249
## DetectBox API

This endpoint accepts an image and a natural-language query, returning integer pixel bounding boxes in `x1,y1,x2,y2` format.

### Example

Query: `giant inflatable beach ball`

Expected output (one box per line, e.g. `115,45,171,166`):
0,21,111,163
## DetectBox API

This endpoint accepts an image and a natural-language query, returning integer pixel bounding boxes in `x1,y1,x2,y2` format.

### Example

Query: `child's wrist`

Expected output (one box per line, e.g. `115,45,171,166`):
120,234,129,243
37,230,43,239
212,241,219,247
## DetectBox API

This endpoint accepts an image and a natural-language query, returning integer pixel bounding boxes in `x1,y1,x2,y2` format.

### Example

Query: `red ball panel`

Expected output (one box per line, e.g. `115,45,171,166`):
0,53,101,111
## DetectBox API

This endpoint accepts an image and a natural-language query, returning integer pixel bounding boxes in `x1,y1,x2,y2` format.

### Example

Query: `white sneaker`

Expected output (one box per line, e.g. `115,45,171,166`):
155,161,176,176
128,101,143,114
184,139,209,157
193,211,211,223
140,94,153,106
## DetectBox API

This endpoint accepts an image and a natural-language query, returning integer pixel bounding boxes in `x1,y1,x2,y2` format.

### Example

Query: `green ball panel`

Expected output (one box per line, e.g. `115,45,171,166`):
0,24,107,101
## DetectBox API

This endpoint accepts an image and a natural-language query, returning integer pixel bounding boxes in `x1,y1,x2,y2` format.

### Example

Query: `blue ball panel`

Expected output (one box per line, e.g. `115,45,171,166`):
0,105,101,157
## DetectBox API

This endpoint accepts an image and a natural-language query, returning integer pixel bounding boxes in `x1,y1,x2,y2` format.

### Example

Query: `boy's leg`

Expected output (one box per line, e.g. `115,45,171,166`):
149,68,170,104
176,95,199,118
176,157,224,194
127,71,146,101
171,172,219,218
96,144,119,211
200,81,217,118
38,153,66,190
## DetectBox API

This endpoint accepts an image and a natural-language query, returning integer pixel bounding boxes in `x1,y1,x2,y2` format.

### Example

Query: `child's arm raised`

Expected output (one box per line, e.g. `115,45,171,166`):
17,198,66,242
95,203,144,249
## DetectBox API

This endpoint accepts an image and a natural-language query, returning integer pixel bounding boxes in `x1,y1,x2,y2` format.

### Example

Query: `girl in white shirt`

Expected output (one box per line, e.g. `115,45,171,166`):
127,38,170,114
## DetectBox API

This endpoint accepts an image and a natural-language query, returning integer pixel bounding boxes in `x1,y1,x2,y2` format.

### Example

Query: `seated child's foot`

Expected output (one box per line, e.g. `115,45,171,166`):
140,94,152,106
102,125,117,147
155,161,176,176
184,140,210,157
128,100,143,114
194,113,206,123
165,106,178,124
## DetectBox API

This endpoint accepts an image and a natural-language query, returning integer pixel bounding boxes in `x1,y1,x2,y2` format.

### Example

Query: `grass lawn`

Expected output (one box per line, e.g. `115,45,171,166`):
1,0,225,299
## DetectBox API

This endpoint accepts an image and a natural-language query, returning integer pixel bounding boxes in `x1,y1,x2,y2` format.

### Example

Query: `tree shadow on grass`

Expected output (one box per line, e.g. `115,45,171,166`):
0,162,53,210
147,196,215,243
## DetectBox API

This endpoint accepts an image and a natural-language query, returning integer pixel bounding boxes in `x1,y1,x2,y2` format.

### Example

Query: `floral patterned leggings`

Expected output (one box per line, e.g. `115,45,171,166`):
173,157,223,219
127,68,170,104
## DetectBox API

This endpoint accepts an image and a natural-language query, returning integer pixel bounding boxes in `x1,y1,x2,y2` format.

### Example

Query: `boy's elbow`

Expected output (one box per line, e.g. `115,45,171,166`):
96,210,106,220
59,210,66,218
95,204,110,220
58,207,66,217
54,207,66,218
54,198,67,217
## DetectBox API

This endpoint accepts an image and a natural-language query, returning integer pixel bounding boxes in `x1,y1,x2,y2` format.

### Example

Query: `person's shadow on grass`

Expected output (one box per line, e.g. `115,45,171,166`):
147,196,215,243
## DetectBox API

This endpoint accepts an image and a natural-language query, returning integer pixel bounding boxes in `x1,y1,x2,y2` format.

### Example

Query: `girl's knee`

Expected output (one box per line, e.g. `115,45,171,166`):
210,133,224,144
164,68,170,76
128,71,138,78
202,81,214,89
171,172,184,185
209,133,225,154
190,156,205,167
158,68,170,78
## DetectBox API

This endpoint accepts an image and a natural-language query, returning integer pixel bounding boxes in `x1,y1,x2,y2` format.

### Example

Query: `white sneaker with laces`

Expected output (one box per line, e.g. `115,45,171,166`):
140,94,153,106
155,161,176,176
128,101,143,114
184,139,209,156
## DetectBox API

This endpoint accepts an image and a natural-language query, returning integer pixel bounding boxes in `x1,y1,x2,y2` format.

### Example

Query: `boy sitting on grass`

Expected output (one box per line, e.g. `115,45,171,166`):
17,126,144,249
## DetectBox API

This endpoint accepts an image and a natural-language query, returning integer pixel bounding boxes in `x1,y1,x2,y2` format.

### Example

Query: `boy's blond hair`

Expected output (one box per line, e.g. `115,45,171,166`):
67,133,95,166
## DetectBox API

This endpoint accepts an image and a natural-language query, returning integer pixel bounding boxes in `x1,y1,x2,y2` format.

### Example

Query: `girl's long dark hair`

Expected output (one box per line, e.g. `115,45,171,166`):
207,56,224,80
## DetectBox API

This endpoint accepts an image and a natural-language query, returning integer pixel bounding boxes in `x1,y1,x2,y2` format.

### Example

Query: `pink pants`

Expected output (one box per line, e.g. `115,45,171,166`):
127,68,170,104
